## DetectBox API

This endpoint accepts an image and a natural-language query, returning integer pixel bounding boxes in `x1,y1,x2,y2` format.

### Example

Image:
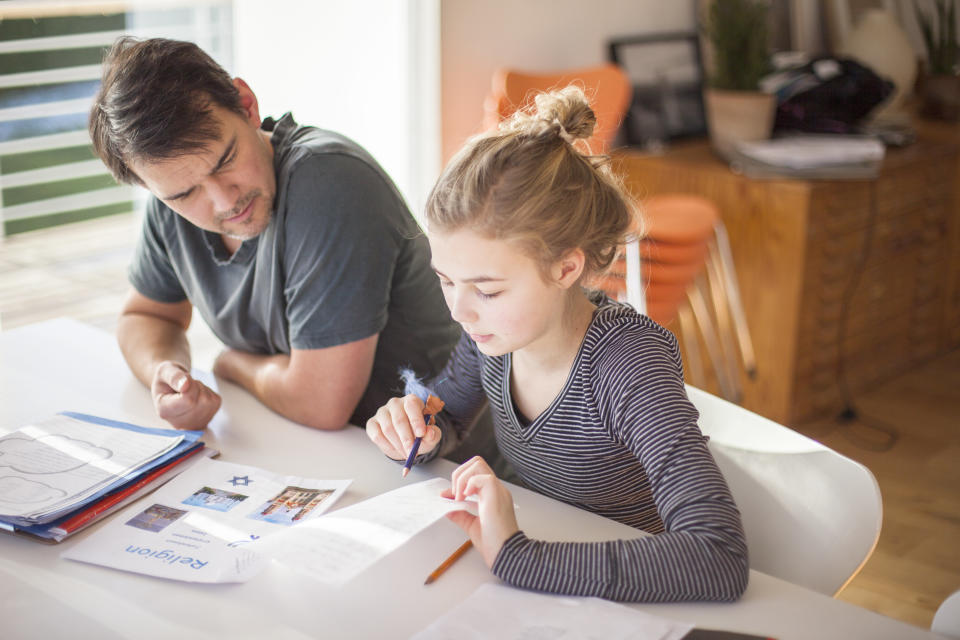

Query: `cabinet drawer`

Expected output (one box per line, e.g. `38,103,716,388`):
808,184,871,238
804,208,948,287
795,313,911,377
877,161,954,220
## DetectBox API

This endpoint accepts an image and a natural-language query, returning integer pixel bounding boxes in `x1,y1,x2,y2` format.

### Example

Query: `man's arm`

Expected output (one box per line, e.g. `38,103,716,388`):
213,334,378,431
117,288,193,384
118,288,221,429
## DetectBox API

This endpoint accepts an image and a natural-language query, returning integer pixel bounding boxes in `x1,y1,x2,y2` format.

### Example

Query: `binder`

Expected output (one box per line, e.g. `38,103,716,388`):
0,412,211,542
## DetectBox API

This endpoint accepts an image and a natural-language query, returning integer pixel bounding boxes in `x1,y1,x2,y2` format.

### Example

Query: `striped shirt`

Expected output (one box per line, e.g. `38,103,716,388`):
425,299,749,602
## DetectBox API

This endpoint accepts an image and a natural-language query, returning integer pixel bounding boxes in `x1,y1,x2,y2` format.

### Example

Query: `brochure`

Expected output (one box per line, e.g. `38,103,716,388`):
63,458,351,583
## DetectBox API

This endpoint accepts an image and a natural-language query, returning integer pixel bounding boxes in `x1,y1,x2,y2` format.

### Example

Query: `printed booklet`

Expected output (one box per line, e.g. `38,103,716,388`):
63,457,351,582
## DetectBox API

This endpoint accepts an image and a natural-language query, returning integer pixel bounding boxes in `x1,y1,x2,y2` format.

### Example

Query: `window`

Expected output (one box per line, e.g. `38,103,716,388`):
0,2,233,236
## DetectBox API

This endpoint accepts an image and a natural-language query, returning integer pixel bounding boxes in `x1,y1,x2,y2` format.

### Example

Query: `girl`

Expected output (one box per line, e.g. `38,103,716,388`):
366,86,748,602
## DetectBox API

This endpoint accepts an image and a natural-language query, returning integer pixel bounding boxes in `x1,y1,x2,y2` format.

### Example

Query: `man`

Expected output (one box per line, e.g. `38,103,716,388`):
90,37,460,431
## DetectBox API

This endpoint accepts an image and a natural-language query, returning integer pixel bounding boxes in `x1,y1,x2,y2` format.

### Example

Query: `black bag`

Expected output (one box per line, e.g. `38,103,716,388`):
772,57,894,134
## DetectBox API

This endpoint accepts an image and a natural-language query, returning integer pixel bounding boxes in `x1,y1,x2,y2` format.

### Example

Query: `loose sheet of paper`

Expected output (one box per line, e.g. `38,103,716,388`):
251,477,473,585
411,582,694,640
0,415,182,521
63,458,350,583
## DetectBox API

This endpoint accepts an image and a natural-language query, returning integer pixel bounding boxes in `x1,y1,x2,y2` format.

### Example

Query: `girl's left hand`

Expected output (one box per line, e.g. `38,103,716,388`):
441,456,520,567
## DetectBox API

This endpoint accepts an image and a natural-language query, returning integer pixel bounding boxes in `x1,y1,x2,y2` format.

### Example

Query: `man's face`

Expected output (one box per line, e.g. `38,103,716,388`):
130,104,276,242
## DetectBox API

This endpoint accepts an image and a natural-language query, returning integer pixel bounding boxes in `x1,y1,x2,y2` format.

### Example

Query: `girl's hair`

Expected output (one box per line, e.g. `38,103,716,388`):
425,85,636,281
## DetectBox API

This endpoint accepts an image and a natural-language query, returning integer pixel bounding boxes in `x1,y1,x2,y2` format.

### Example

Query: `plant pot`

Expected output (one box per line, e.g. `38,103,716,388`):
919,74,960,121
704,89,776,159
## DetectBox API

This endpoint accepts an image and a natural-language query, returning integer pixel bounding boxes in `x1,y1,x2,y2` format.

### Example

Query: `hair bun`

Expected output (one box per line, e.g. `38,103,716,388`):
499,85,598,144
533,85,597,142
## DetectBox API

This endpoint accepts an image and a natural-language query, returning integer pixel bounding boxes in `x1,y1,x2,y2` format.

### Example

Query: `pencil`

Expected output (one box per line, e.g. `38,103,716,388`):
401,436,422,478
424,539,473,585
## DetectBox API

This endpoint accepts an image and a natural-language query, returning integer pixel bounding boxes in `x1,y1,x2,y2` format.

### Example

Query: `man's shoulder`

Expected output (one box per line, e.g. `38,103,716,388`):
273,125,414,238
276,123,387,184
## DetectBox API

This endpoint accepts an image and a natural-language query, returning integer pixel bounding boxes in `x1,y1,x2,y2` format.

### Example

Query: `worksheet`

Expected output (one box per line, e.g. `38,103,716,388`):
0,414,183,522
411,582,694,640
63,458,350,583
251,477,475,585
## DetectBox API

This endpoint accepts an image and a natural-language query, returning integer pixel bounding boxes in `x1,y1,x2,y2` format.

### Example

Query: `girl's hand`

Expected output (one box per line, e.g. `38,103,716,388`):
365,394,441,461
442,456,520,567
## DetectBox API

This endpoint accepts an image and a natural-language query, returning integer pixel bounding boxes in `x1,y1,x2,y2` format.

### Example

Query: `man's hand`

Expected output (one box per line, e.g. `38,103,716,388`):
152,361,221,430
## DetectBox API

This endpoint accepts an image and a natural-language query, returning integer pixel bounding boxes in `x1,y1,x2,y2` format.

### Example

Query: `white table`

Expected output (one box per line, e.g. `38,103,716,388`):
0,319,943,640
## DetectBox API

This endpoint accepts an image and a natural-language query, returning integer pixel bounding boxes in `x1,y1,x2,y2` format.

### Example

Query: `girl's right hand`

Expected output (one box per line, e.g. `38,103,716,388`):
365,394,442,461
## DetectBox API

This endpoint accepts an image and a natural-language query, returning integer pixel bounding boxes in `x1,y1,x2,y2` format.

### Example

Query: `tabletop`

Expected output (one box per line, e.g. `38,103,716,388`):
0,319,944,639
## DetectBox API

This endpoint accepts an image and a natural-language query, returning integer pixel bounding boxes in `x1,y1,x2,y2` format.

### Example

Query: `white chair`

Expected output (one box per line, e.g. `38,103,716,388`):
687,385,882,596
933,590,960,638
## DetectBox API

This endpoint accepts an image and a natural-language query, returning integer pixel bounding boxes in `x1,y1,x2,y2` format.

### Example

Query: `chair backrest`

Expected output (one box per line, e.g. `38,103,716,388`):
934,590,960,638
483,64,632,152
686,385,883,596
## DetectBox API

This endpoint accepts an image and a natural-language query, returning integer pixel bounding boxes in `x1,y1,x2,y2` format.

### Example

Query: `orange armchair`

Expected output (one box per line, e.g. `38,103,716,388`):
482,64,632,153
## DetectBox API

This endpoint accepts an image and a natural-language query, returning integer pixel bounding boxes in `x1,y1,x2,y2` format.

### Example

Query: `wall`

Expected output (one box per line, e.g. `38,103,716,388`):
231,0,439,216
440,0,695,161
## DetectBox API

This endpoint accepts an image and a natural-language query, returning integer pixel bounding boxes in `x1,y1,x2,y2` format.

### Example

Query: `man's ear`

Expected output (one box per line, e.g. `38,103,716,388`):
551,248,586,290
232,77,261,126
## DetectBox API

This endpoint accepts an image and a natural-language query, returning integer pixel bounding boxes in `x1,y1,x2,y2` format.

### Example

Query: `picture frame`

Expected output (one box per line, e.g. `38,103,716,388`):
608,32,707,149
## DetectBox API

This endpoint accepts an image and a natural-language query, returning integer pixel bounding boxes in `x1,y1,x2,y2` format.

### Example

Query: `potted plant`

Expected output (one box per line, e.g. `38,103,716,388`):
700,0,775,157
914,0,960,120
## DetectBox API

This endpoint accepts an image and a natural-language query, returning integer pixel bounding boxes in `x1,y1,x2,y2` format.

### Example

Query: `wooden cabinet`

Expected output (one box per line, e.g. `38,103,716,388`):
613,133,960,425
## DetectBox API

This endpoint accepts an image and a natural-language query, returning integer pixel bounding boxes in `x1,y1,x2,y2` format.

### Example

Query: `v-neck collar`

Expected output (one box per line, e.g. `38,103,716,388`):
499,305,600,442
202,229,258,266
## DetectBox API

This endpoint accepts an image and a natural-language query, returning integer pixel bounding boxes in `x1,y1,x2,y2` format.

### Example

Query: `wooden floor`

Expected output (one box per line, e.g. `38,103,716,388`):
0,212,223,367
1,213,958,630
796,353,960,629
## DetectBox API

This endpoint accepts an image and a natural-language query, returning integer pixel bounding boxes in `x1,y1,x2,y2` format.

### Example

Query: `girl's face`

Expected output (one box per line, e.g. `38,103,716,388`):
428,228,572,357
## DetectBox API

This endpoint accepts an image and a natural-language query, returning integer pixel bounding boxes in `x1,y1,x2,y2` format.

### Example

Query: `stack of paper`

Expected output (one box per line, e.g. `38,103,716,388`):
730,135,886,179
411,583,694,640
0,413,207,542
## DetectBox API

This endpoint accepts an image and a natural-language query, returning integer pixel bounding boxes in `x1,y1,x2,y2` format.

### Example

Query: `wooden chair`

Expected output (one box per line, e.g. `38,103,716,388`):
482,64,632,153
598,195,734,400
600,193,757,403
688,385,882,596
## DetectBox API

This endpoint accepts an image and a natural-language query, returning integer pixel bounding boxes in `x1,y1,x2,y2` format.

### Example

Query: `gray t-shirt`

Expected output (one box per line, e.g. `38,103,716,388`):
129,113,460,425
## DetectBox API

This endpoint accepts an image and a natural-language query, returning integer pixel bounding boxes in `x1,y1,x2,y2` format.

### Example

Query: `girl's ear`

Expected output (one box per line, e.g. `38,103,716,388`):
551,248,586,290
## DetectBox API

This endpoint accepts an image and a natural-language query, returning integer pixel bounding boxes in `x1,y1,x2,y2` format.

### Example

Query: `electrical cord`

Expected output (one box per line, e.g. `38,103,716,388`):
833,181,900,452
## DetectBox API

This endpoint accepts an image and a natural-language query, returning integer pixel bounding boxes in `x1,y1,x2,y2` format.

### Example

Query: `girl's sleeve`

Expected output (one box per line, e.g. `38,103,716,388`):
413,331,490,464
490,329,749,602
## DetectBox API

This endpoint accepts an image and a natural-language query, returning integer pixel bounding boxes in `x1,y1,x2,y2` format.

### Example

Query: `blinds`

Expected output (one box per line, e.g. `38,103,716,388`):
0,2,232,236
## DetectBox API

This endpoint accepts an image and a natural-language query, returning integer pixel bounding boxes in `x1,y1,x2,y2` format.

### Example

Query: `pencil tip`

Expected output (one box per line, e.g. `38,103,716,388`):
401,467,409,478
424,577,434,585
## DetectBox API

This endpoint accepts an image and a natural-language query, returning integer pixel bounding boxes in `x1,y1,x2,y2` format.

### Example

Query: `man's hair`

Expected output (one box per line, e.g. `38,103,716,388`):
89,37,245,185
